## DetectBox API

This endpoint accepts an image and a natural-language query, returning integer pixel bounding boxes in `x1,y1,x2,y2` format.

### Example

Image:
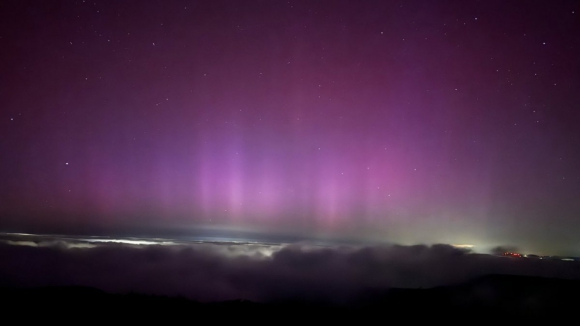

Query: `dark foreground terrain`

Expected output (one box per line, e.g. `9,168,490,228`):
2,274,579,322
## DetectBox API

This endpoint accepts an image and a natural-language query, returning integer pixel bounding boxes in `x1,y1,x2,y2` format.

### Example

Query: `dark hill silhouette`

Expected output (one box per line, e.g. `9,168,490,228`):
1,274,579,322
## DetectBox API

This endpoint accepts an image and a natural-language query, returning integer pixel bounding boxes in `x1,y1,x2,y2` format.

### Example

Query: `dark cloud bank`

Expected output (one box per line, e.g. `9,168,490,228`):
1,240,579,304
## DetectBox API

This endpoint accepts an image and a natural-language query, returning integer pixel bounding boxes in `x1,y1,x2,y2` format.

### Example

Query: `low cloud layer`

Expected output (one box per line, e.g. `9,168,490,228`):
0,236,579,303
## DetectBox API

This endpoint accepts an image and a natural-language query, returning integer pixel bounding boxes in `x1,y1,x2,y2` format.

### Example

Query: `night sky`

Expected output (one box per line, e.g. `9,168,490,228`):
1,0,580,255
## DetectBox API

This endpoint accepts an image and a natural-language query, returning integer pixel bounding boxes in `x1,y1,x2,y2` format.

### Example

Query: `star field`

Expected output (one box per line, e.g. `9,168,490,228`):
1,0,579,255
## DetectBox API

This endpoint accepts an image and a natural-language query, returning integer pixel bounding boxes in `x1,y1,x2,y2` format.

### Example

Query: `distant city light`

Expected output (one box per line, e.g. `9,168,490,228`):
452,244,474,249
